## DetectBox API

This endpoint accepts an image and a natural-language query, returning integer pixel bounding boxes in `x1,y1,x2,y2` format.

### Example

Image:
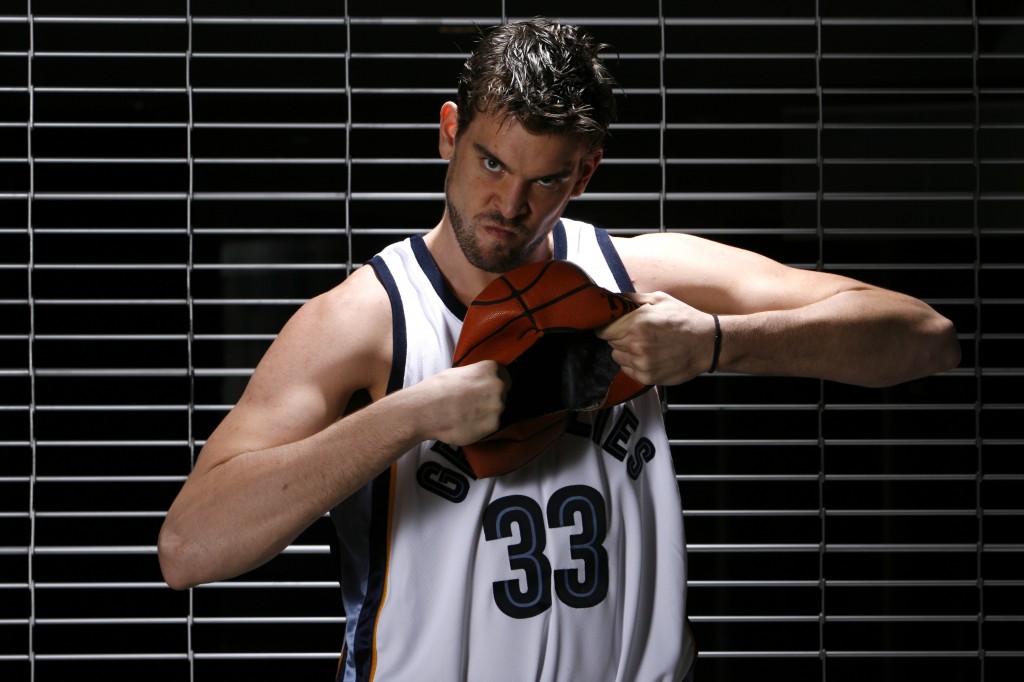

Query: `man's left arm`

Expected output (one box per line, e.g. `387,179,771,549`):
601,232,961,388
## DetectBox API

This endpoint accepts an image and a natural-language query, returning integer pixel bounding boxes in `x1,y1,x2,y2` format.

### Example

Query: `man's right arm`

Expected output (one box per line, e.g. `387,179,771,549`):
157,265,507,590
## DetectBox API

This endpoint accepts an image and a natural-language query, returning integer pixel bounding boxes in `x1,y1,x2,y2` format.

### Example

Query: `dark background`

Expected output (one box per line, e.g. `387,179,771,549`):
1,0,1021,680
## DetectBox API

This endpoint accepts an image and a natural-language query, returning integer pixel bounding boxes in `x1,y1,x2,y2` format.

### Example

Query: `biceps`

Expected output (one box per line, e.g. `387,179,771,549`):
193,364,359,475
625,233,865,314
728,264,868,314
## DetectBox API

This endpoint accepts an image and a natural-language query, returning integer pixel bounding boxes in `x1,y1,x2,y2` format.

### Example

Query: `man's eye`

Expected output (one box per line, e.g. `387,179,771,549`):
482,158,502,173
536,177,558,188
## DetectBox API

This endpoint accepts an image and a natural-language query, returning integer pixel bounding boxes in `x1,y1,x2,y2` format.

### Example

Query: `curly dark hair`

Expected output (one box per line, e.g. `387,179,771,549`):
455,18,618,151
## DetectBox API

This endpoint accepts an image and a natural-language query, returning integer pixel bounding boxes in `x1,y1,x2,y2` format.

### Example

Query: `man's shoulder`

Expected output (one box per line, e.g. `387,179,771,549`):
277,265,390,357
609,232,712,295
304,264,392,337
280,264,393,397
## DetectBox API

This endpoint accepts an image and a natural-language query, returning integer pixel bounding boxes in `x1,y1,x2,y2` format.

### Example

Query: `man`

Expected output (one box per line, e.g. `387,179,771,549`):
158,18,960,681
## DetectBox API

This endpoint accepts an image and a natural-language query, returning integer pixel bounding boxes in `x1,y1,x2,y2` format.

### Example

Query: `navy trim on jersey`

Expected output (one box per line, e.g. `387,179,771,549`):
368,255,407,395
411,235,467,320
351,256,406,680
595,227,635,293
552,219,568,260
352,468,394,682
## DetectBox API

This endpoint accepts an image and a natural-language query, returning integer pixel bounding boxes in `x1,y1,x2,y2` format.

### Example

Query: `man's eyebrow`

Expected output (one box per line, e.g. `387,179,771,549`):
473,142,504,167
472,142,573,180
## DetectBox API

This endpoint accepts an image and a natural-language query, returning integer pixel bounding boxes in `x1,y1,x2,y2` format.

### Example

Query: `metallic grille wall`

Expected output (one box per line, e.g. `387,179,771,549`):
1,0,1022,680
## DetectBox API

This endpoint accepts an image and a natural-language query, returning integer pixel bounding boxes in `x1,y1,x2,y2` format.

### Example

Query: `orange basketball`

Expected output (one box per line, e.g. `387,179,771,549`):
453,260,650,478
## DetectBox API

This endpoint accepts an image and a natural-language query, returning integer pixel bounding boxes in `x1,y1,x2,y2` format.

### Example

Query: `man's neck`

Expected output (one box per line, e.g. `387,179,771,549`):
422,218,554,308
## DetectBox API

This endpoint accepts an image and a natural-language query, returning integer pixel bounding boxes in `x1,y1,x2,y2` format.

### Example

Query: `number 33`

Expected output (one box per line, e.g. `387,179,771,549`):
483,485,609,619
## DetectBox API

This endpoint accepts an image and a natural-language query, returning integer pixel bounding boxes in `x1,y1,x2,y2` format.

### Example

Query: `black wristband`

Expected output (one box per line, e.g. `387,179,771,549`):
708,313,721,374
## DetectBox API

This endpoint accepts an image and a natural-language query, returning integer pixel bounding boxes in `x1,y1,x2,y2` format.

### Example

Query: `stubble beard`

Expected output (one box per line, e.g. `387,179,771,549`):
446,184,546,275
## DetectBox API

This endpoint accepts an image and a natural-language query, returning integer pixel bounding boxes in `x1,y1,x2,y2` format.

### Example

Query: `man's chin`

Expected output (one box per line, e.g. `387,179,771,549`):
457,225,546,273
470,253,525,274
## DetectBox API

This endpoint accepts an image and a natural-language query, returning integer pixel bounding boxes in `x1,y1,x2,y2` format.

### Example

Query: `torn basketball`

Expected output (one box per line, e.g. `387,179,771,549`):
452,259,651,478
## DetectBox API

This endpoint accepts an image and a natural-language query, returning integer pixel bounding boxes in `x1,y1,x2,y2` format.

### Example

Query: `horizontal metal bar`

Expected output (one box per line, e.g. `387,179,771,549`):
30,87,188,94
686,543,1006,553
0,401,1002,413
31,581,339,589
690,579,984,588
0,299,186,305
24,475,185,483
0,653,339,662
193,122,348,129
0,439,191,447
30,158,188,164
827,615,979,623
31,334,190,341
31,51,186,58
34,618,184,626
34,511,167,518
195,157,350,164
12,650,1014,663
7,542,1015,555
24,227,345,235
19,616,346,626
31,369,190,377
29,51,347,59
5,435,999,449
5,156,1024,167
7,83,1023,97
6,579,1014,592
822,650,989,659
822,17,1022,26
5,120,1018,133
6,436,1011,449
23,334,276,341
0,404,233,411
18,189,1011,203
195,616,344,624
1,544,330,555
0,226,1009,238
29,16,189,24
682,474,977,482
697,650,983,659
4,14,1019,28
666,403,979,412
689,615,984,624
683,509,982,517
669,438,977,447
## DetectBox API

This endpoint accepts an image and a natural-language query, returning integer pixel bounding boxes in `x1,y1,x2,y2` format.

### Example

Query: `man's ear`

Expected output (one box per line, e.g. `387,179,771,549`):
571,149,603,198
439,101,459,160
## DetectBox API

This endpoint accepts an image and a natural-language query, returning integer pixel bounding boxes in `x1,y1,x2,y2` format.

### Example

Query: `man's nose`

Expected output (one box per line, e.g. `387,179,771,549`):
493,181,529,220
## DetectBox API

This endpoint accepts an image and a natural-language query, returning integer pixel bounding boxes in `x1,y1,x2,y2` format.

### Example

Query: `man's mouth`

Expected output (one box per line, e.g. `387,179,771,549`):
482,224,519,242
478,216,523,243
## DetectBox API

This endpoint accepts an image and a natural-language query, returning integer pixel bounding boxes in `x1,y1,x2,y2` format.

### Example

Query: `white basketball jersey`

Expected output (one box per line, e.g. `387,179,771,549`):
331,219,693,681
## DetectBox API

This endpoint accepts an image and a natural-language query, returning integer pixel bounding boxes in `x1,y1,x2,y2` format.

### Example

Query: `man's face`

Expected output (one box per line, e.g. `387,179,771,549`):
440,105,601,273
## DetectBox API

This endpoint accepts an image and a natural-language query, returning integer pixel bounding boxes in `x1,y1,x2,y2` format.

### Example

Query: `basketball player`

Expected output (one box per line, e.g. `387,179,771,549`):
158,18,960,681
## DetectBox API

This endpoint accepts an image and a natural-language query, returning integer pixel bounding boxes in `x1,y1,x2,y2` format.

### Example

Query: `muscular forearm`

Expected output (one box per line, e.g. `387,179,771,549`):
602,288,959,388
158,391,425,589
158,361,506,590
716,288,960,387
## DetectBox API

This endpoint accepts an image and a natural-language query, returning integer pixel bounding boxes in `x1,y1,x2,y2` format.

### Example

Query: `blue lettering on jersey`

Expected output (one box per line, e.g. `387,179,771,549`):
567,406,657,480
422,406,657,501
416,460,470,503
603,409,638,461
416,441,474,503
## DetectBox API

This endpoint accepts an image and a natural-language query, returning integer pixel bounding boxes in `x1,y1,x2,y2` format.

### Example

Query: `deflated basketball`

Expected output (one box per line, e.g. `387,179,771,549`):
452,259,650,478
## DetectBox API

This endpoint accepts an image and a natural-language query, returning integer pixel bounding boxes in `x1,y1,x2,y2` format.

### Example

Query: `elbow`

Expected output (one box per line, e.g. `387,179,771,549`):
892,314,960,386
158,523,199,591
928,314,962,374
864,314,961,389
